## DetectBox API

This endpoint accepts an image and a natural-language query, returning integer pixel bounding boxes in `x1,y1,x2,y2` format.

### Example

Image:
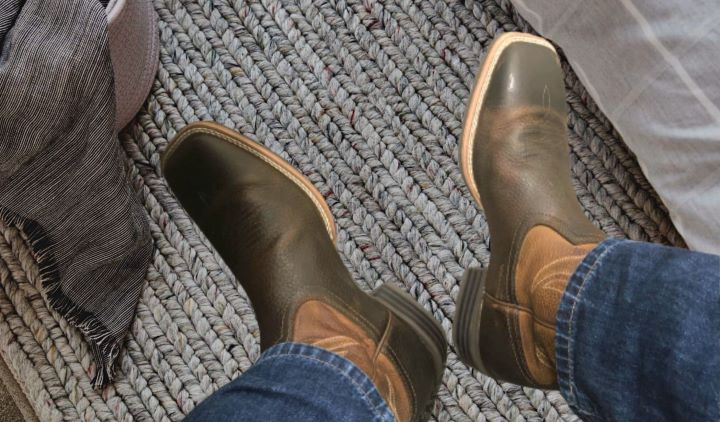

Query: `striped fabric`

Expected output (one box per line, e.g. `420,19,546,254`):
0,0,151,386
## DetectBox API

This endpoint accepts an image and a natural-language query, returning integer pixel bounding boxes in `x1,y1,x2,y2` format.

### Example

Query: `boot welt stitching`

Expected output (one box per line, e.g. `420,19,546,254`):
463,34,556,205
285,291,383,343
287,294,419,420
535,344,555,370
167,127,335,239
506,306,534,383
170,127,422,418
485,293,556,331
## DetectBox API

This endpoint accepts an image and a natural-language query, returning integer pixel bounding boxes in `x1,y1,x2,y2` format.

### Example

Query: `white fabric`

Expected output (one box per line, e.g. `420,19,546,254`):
512,0,720,254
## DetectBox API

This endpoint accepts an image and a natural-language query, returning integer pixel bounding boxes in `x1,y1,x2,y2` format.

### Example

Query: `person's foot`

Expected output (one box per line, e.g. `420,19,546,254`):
453,33,605,388
162,122,447,421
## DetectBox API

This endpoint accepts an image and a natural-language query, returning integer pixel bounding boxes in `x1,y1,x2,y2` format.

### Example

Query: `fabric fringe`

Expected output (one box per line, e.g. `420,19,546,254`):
0,207,118,388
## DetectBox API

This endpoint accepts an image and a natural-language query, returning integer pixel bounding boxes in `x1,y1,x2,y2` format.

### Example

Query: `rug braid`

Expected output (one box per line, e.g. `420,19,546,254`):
0,0,681,420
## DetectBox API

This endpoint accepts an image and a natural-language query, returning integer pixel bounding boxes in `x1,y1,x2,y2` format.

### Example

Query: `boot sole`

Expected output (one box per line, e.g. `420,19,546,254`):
452,266,489,373
455,33,557,375
373,283,448,380
162,122,337,241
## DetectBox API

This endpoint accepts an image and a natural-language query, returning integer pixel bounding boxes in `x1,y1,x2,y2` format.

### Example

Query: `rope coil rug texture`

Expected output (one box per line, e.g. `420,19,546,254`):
0,0,683,421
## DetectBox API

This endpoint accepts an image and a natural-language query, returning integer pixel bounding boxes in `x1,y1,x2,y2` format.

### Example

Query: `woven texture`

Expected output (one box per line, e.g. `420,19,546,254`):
0,0,683,420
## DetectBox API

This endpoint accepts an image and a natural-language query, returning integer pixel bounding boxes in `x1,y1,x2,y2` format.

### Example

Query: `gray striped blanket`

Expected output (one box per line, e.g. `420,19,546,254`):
0,0,151,386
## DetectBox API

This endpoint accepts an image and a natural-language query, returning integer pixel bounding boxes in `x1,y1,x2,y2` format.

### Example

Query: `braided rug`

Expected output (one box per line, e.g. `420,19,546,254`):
0,0,683,420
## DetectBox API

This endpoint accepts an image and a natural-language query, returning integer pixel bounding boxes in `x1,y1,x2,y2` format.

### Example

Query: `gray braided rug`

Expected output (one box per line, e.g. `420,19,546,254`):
0,0,683,420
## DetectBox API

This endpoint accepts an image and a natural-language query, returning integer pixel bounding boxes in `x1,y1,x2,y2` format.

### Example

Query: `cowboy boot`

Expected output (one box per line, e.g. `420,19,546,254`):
453,33,605,388
162,122,448,421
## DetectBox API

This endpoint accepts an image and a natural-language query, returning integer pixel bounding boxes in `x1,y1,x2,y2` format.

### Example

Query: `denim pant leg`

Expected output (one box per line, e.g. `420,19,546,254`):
556,238,720,421
185,343,394,422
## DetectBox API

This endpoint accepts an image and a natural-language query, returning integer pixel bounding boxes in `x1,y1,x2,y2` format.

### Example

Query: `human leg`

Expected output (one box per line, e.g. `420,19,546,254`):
455,32,720,421
454,32,605,389
185,343,394,422
556,238,720,421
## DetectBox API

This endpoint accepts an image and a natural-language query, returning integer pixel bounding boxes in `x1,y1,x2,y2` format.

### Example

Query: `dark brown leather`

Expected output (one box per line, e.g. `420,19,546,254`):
462,37,604,388
162,122,446,421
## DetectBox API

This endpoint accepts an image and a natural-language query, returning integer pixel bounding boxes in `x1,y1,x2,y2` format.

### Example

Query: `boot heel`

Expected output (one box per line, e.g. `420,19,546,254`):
373,283,447,367
453,266,489,373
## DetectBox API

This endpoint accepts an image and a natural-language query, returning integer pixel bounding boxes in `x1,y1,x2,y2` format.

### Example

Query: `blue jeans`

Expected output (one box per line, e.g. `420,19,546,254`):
557,238,720,421
184,342,394,422
186,239,719,422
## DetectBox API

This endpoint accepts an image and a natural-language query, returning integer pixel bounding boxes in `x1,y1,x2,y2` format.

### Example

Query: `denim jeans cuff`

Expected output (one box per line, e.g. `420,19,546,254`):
555,238,622,418
258,342,394,420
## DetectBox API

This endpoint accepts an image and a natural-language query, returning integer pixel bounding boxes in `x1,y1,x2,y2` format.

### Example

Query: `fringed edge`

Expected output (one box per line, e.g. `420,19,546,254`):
0,206,120,388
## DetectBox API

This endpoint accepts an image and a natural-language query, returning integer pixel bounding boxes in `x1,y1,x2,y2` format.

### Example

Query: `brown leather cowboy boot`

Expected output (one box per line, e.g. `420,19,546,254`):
162,122,447,421
453,33,605,388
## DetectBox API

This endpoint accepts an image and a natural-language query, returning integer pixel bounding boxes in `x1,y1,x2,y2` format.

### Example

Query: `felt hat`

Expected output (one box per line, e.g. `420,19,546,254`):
106,0,159,130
